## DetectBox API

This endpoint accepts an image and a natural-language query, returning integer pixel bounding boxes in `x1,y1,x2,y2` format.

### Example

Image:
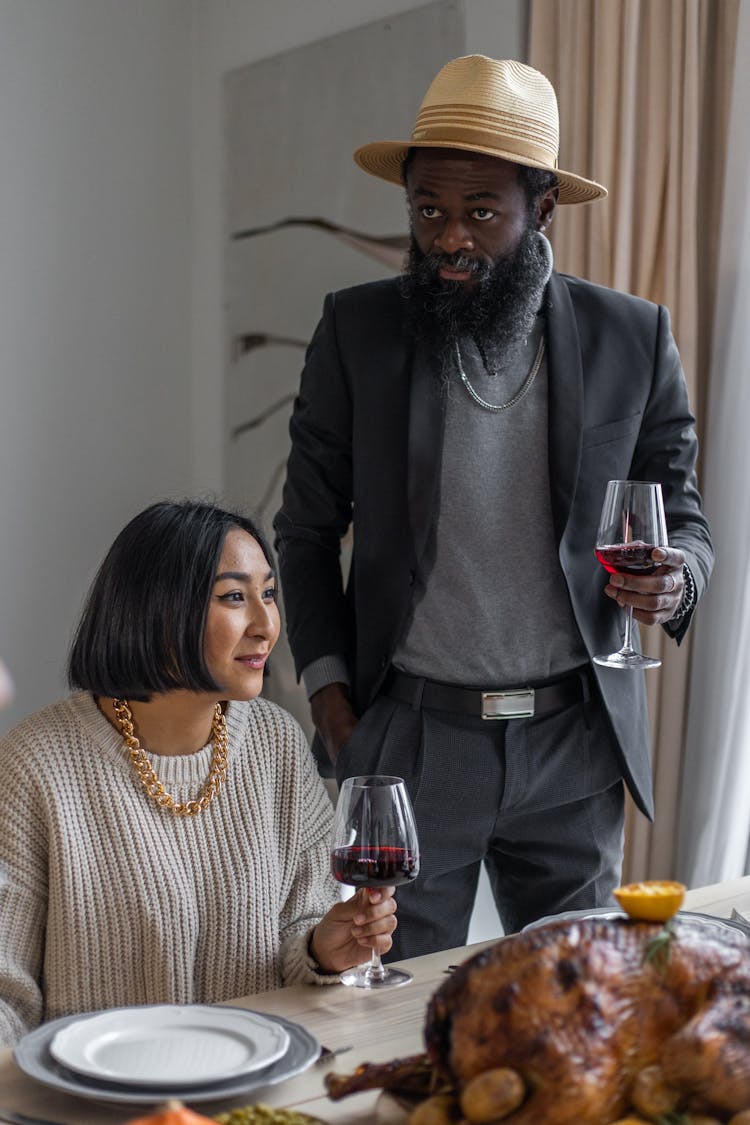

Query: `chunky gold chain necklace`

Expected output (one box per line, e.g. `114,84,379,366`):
113,698,229,816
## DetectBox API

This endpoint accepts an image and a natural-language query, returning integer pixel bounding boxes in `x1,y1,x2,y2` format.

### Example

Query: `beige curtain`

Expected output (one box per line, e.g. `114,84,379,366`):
528,0,738,881
677,0,750,885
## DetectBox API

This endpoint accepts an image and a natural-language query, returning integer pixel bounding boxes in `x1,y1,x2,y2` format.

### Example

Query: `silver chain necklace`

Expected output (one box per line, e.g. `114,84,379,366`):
455,336,545,413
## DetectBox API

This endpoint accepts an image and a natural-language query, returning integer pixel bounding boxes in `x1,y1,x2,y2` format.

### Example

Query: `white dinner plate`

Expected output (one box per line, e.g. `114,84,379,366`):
48,1003,289,1088
15,1006,318,1106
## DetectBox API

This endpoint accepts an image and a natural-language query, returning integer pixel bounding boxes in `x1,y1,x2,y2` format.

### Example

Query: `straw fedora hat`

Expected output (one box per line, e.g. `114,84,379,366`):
354,55,607,205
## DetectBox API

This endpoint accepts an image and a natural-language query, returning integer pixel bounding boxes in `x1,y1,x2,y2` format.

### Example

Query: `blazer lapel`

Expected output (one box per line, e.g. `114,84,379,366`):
546,272,584,543
407,337,445,566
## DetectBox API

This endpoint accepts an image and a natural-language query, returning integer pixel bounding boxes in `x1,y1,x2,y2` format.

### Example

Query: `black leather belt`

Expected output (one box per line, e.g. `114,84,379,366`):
383,666,590,720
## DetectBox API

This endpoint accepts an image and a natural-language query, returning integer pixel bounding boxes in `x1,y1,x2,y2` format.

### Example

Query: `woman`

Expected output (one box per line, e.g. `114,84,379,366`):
0,500,396,1046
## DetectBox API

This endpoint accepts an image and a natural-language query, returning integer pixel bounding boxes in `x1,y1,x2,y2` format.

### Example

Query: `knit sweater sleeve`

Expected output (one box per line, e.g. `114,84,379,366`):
0,732,49,1045
273,713,340,986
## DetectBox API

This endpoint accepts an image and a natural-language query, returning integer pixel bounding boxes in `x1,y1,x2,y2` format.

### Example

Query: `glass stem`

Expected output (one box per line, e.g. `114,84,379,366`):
622,605,637,655
364,947,387,983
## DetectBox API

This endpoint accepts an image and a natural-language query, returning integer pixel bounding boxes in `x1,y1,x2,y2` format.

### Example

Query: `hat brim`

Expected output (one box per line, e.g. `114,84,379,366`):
353,140,607,205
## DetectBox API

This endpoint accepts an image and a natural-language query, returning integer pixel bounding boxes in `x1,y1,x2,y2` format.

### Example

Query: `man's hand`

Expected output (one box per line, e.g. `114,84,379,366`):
310,682,358,764
309,887,397,974
604,546,686,626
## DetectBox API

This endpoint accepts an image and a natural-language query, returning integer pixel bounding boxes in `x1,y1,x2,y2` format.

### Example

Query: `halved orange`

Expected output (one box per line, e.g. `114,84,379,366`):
613,880,686,922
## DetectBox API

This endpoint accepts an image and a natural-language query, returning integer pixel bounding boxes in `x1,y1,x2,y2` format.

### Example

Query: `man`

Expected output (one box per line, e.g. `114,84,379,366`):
273,55,713,958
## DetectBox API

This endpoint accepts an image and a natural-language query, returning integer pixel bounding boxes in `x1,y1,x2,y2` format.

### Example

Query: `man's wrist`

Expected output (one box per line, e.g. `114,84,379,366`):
302,654,350,699
310,682,357,765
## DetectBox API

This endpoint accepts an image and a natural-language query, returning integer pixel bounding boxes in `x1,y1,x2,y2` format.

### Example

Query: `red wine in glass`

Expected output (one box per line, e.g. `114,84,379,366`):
595,542,660,576
330,775,420,989
593,480,668,670
331,845,419,888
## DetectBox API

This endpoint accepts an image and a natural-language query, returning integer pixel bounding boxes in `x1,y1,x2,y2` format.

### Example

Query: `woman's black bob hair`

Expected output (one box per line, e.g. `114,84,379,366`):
68,499,275,702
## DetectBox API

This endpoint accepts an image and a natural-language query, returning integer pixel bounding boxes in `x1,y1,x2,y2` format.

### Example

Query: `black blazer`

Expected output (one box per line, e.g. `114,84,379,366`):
274,272,714,818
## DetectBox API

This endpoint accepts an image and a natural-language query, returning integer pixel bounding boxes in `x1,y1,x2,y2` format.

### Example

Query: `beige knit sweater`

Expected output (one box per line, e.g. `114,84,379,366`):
0,692,339,1046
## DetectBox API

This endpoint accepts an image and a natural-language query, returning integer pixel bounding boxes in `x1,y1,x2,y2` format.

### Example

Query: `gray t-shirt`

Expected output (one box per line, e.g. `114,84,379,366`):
392,316,587,687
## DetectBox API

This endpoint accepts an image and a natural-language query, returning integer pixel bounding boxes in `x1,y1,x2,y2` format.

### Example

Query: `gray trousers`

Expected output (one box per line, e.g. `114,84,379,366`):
334,685,625,959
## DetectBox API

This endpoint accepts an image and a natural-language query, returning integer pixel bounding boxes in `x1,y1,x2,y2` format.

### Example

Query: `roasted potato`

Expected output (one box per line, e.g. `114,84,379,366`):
630,1064,680,1118
408,1093,460,1125
459,1067,525,1123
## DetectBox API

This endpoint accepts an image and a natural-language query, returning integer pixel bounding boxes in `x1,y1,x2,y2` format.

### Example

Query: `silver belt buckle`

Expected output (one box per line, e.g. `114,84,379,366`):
481,689,535,720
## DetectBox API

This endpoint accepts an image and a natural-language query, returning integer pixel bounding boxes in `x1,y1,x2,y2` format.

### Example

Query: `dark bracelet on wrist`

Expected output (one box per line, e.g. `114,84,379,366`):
671,564,696,621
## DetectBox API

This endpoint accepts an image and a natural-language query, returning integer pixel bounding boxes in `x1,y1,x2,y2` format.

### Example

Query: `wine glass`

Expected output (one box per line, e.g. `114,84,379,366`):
593,479,668,670
330,774,420,988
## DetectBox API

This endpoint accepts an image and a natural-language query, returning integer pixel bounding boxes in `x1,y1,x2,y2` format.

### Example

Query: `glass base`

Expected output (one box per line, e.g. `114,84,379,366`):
593,650,661,670
339,964,413,989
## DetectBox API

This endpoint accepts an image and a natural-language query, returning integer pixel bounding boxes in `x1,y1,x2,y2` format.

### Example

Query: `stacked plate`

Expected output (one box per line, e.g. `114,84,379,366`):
14,1003,319,1106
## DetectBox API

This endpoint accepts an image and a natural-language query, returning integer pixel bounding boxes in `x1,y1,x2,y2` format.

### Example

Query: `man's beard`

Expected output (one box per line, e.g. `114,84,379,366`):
400,225,552,374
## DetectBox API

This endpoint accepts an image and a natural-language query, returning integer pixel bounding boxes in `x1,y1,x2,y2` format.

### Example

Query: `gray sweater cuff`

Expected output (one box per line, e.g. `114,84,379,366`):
280,927,341,988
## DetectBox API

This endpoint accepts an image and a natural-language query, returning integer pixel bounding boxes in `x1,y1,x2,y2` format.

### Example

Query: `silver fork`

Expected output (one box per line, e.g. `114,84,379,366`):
317,1043,353,1065
731,908,750,936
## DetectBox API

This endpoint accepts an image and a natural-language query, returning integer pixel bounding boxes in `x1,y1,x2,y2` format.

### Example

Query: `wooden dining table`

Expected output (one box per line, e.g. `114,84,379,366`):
2,876,750,1125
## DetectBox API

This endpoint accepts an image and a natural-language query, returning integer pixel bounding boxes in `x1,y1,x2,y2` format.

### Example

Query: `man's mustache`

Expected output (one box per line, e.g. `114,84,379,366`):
417,251,493,282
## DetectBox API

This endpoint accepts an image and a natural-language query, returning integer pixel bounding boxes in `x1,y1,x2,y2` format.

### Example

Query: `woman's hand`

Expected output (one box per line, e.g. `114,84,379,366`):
309,887,397,974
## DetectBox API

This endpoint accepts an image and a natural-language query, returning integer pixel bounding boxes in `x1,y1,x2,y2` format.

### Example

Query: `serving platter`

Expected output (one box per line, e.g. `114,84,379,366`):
523,906,750,937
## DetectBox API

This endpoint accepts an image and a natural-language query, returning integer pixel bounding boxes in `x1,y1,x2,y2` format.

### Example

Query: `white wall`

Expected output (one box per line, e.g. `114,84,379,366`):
0,0,194,734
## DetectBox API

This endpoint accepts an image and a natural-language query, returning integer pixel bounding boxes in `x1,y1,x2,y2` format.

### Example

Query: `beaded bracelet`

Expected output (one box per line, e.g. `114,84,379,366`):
670,563,697,622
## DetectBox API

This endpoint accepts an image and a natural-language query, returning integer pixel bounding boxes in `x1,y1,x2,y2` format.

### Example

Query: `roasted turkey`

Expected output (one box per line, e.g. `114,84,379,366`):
424,915,750,1124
